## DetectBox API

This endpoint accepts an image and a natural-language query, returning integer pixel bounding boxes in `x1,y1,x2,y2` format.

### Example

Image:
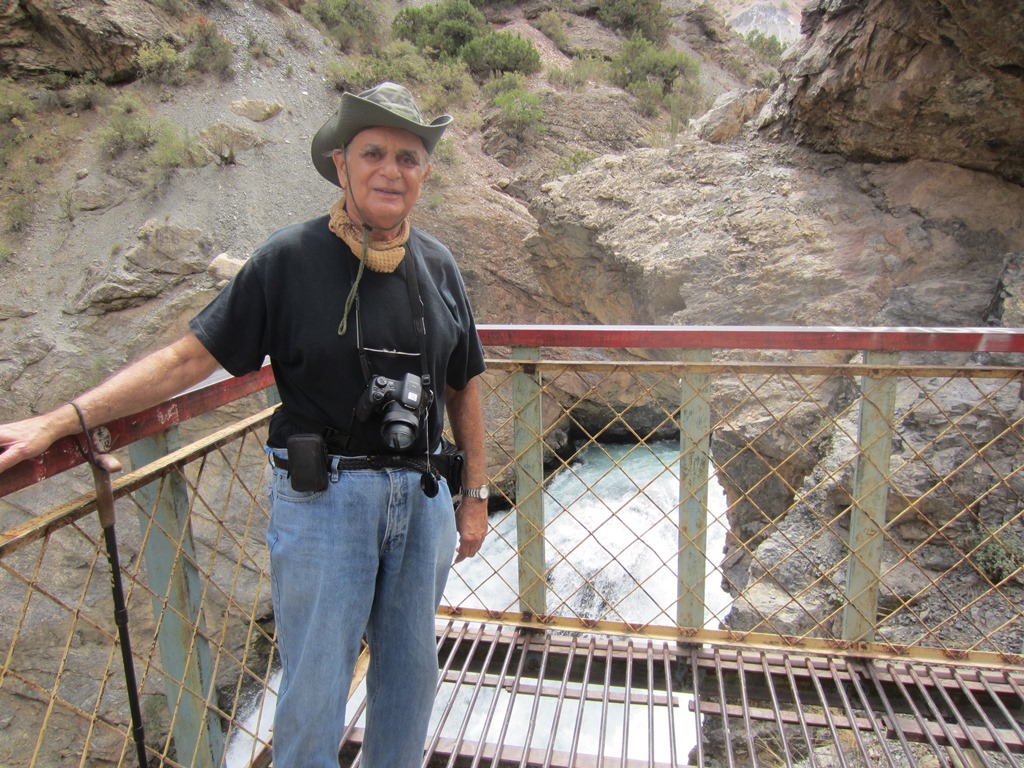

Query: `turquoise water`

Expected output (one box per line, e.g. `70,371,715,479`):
445,440,731,626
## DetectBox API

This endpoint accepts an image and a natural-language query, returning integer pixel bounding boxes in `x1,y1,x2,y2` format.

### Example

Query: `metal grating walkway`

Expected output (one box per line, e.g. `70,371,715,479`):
328,621,1024,768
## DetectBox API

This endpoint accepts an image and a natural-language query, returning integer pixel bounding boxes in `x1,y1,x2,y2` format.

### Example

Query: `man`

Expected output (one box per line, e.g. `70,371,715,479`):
0,82,489,768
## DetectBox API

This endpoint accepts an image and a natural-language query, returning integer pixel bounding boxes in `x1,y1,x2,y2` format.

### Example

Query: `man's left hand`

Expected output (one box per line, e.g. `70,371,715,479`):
454,498,487,563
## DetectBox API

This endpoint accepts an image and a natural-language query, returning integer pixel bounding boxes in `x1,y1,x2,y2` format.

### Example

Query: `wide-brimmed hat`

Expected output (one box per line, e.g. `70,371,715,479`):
311,82,453,186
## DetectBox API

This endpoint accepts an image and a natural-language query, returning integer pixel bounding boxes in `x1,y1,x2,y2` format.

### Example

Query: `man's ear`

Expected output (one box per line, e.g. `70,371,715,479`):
332,150,347,188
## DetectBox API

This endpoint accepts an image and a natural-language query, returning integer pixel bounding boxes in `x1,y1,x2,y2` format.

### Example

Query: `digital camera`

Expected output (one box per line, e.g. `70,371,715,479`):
355,373,427,451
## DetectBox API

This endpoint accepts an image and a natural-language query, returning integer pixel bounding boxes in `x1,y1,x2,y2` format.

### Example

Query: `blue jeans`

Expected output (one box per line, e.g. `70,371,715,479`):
266,456,457,768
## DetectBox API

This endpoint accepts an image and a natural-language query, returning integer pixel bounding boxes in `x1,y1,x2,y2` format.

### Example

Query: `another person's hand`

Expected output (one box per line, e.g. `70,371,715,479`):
454,497,487,563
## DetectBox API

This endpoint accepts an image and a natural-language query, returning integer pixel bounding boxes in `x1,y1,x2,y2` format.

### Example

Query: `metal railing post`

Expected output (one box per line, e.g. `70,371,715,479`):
129,427,224,768
842,351,899,643
677,350,714,631
512,346,547,617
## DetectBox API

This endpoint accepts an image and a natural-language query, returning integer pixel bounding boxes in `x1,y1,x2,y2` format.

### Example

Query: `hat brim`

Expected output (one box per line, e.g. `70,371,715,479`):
311,92,453,186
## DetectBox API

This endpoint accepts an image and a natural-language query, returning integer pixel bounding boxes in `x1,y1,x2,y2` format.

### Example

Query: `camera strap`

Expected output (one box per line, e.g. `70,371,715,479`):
352,245,431,393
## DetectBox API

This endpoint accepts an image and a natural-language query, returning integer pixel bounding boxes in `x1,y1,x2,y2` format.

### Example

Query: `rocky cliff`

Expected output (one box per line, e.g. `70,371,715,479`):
760,0,1024,186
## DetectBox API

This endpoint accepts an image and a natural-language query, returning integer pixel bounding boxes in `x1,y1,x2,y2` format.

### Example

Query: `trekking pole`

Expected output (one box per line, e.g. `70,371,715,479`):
71,403,148,768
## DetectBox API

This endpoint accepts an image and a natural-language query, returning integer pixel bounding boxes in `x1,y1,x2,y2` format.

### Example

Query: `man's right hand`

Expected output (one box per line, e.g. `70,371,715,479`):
0,408,78,474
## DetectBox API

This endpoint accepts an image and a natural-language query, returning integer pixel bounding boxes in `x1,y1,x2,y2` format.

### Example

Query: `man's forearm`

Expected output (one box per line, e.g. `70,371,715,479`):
0,332,220,473
68,333,220,430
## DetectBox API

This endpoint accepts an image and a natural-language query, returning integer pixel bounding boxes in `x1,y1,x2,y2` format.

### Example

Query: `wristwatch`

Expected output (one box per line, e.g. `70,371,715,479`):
462,484,489,500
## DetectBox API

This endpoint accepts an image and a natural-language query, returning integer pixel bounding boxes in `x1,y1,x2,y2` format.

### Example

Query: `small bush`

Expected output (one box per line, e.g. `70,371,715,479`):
362,40,433,86
303,0,385,52
595,0,670,45
482,72,526,100
972,529,1024,584
150,0,190,14
492,88,545,142
548,55,608,90
612,35,698,94
461,31,542,79
187,17,235,79
282,18,312,51
65,75,111,111
98,93,157,157
392,0,488,59
553,149,598,177
417,58,476,113
146,122,210,194
325,50,475,115
324,60,366,93
0,77,34,123
534,10,570,53
137,41,184,85
746,29,785,67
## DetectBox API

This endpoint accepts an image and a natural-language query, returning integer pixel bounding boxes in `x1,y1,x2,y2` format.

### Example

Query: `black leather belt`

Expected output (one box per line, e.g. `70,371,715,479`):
271,454,434,474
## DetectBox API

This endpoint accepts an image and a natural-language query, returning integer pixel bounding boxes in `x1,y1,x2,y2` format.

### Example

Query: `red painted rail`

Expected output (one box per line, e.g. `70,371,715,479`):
2,325,1022,498
477,325,1024,353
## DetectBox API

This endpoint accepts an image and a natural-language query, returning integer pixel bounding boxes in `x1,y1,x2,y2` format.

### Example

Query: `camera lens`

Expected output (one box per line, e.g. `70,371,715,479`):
380,403,420,451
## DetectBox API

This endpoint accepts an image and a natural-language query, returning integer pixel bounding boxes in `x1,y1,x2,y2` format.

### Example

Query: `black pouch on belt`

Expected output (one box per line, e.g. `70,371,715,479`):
286,433,329,492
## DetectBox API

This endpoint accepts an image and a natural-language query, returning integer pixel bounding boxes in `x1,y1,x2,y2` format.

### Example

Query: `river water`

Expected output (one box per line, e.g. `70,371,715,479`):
225,440,730,765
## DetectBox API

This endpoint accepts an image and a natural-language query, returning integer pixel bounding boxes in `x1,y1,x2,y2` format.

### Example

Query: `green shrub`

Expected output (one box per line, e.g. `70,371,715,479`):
461,31,542,78
137,41,184,85
548,55,608,90
146,122,210,194
303,0,385,52
0,77,34,123
628,79,663,117
187,17,235,79
392,0,488,58
65,75,111,111
492,88,545,141
553,149,598,177
611,35,698,94
98,93,157,157
417,58,476,113
245,26,276,64
746,29,784,66
595,0,670,45
534,10,570,53
363,40,434,85
482,72,526,99
150,0,190,14
325,47,475,115
972,528,1024,584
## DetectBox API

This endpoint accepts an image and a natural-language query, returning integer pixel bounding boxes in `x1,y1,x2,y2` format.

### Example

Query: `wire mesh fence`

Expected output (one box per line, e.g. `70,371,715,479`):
1,347,1022,767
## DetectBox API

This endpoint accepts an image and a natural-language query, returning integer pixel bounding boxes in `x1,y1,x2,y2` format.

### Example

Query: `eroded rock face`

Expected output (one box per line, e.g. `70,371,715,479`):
525,139,1024,330
761,0,1024,186
0,0,175,82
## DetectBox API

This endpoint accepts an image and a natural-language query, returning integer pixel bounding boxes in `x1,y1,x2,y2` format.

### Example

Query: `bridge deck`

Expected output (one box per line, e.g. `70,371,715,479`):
310,621,1024,768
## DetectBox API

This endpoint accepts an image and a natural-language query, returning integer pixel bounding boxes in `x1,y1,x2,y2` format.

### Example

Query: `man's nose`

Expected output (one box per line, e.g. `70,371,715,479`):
380,154,401,177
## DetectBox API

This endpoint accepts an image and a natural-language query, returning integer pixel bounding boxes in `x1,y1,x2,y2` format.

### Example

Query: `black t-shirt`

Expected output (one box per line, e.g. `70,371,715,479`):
189,215,485,454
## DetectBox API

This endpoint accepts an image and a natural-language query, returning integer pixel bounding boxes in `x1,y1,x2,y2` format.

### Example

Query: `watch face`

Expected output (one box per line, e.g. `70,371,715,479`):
466,485,489,499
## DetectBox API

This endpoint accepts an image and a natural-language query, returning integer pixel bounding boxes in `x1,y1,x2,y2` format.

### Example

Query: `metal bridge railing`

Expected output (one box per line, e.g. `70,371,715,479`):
1,326,1022,767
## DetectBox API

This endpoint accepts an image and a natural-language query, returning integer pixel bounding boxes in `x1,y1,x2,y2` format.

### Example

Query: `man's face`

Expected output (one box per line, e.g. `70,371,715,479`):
332,126,431,239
